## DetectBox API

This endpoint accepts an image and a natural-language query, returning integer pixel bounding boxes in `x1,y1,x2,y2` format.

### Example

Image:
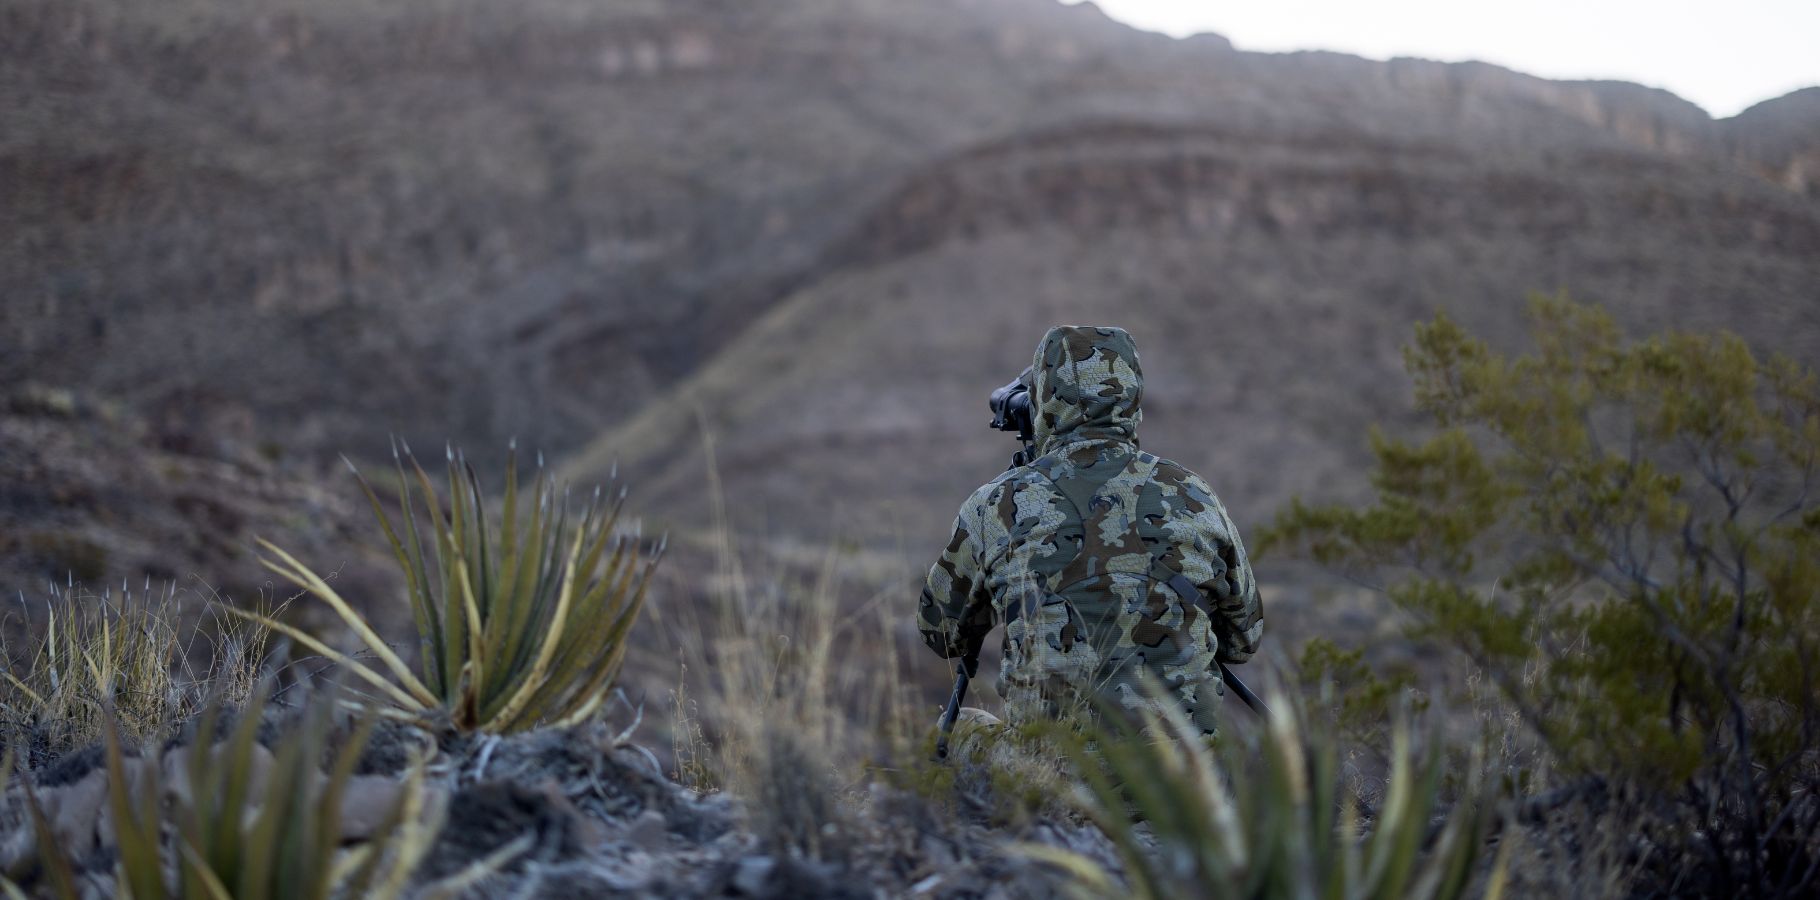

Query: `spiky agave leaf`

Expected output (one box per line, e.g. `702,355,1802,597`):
101,705,165,899
93,683,427,900
1018,681,1508,900
258,444,661,733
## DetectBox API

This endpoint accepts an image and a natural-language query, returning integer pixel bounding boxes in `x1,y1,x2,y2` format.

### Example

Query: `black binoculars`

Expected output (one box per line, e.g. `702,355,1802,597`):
988,365,1035,444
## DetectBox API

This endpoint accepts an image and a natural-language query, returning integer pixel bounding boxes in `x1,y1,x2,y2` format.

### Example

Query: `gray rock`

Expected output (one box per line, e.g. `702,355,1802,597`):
623,808,670,851
731,855,777,895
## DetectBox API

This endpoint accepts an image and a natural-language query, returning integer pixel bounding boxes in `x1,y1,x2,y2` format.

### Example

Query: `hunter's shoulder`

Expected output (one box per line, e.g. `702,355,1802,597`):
957,467,1032,512
1146,455,1208,487
1147,457,1239,506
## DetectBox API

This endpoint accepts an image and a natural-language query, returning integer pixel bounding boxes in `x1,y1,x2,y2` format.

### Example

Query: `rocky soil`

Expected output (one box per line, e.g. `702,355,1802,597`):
1,713,1112,899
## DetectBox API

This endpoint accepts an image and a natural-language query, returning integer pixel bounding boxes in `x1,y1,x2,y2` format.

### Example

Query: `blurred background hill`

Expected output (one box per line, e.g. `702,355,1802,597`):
4,0,1818,654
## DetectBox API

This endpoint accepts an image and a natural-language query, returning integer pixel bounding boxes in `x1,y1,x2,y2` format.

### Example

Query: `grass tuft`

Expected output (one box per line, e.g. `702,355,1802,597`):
1,580,267,762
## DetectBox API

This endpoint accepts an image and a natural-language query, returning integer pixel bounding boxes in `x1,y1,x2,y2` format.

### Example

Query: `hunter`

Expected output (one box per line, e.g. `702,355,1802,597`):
918,325,1263,735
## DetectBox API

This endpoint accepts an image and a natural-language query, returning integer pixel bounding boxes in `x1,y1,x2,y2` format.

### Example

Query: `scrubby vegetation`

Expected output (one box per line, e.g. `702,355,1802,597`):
3,300,1814,898
4,680,448,899
1267,295,1820,897
95,685,436,900
2,450,667,896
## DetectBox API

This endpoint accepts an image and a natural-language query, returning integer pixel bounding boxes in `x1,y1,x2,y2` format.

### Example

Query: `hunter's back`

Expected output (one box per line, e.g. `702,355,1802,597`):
917,325,1263,735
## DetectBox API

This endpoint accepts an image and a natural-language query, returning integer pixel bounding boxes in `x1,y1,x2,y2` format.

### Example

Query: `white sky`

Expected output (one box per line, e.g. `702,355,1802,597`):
1067,0,1820,118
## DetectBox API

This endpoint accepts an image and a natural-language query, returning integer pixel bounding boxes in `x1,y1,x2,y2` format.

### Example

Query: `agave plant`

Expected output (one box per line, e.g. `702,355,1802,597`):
5,684,438,900
103,686,438,900
243,443,660,733
1020,684,1511,900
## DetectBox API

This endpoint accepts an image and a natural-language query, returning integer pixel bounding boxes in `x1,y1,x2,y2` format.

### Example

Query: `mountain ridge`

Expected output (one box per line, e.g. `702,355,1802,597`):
3,0,1817,595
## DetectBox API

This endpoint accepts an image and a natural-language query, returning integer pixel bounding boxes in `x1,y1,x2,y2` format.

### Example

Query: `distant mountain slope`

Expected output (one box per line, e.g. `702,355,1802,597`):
3,0,1817,591
1726,87,1820,196
562,119,1820,550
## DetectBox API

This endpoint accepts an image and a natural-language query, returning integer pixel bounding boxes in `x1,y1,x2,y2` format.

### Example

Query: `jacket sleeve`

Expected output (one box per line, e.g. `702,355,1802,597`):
917,501,995,661
1207,507,1264,664
1171,470,1265,664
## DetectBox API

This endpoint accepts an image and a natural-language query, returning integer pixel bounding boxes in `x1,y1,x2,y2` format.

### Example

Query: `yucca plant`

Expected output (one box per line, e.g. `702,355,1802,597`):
101,684,439,900
5,683,437,900
242,443,660,733
1020,685,1511,900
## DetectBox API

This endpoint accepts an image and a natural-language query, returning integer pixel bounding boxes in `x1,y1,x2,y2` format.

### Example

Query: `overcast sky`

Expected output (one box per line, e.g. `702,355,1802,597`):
1067,0,1820,118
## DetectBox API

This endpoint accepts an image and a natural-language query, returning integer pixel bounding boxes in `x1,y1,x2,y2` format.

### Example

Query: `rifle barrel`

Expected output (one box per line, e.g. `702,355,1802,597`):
934,660,973,760
1220,663,1269,717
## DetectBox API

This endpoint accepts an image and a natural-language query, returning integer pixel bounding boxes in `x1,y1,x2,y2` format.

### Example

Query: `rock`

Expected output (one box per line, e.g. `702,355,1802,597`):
623,808,670,851
161,741,274,808
39,768,108,860
35,745,104,788
93,755,159,846
956,706,1002,728
418,780,592,881
731,855,777,895
353,719,433,777
337,774,422,841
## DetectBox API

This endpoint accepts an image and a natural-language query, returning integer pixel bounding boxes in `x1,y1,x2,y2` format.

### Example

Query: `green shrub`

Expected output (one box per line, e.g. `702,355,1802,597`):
1020,685,1508,900
1295,636,1425,751
244,444,661,733
1263,296,1820,895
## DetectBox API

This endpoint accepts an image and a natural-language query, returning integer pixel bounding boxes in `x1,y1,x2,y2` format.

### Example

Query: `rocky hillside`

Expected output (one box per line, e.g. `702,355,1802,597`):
3,0,1818,600
0,383,398,646
1728,87,1820,196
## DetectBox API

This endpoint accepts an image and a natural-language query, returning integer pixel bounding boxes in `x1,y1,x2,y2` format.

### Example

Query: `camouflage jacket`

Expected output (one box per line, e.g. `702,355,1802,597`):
918,326,1263,734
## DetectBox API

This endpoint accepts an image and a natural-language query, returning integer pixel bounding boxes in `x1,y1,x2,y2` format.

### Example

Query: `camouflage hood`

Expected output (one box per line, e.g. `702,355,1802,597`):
1030,325,1144,454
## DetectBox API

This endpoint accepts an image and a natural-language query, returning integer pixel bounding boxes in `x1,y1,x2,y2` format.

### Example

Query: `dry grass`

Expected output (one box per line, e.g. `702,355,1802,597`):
0,580,268,762
656,538,912,856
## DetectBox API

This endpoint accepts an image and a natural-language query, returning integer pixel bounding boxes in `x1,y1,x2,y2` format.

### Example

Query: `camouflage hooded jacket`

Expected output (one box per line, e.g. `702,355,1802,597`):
918,325,1263,734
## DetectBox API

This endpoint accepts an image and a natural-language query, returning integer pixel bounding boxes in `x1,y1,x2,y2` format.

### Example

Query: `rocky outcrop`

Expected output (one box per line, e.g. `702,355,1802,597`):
1725,87,1820,197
